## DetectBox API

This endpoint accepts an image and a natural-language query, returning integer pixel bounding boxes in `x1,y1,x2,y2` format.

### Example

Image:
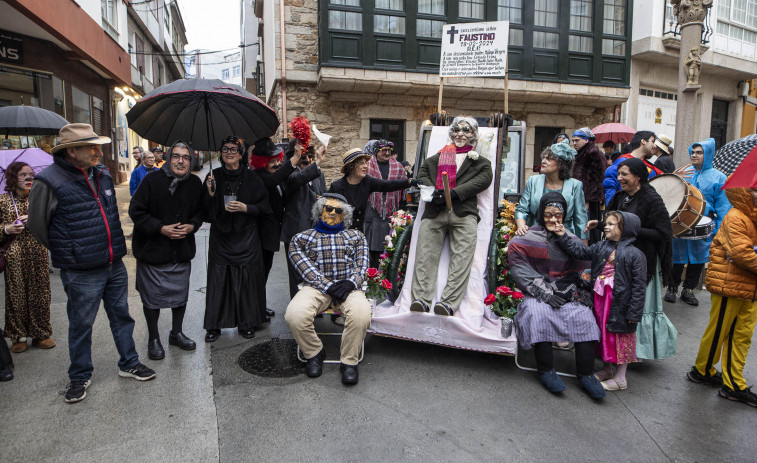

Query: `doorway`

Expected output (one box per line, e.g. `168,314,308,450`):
710,99,729,150
370,119,405,162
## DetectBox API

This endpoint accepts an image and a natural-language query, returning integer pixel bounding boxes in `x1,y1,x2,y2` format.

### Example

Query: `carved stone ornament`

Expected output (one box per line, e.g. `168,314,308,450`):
671,0,714,26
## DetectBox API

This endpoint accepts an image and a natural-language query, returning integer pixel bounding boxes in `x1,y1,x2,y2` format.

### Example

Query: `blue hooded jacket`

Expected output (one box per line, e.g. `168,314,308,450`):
672,138,731,264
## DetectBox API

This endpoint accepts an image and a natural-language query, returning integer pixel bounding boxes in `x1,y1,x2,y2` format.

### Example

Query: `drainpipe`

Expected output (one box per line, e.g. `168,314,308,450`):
279,0,288,139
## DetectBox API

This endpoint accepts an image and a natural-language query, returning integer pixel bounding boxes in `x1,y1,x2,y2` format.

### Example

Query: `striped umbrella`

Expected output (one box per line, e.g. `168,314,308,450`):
713,134,757,176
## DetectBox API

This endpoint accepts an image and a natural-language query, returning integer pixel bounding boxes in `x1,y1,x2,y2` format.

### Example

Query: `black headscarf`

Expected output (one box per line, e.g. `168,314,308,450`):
619,157,649,184
536,191,567,226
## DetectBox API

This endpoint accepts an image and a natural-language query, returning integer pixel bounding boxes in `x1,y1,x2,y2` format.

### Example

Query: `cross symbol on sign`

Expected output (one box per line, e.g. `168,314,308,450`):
447,26,459,44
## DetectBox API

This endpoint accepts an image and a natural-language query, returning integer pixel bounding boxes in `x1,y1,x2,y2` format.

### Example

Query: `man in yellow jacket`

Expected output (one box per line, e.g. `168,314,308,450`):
687,186,757,407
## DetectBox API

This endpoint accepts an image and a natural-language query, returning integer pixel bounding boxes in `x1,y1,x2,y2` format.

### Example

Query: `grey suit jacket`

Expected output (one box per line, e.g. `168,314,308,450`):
280,163,326,243
417,151,493,221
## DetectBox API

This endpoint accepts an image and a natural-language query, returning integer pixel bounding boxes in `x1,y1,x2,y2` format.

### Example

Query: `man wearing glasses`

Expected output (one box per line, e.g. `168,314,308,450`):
286,193,370,385
129,141,203,361
28,123,156,404
129,150,158,196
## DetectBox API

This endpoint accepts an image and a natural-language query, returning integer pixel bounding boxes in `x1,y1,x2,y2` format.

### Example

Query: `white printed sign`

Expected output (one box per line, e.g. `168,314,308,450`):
440,21,509,78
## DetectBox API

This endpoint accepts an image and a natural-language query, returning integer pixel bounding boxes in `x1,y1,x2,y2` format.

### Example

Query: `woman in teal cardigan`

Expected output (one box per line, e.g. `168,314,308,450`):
515,141,589,240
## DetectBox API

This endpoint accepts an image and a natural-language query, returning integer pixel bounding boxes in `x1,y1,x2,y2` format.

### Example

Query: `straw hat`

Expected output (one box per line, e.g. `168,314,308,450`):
50,123,111,154
341,148,371,174
654,134,673,155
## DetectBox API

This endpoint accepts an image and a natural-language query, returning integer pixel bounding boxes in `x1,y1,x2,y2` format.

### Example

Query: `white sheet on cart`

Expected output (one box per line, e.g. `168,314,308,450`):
369,127,516,354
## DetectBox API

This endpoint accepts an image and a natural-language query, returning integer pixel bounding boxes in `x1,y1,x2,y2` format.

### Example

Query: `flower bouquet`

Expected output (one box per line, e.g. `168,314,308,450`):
365,267,392,302
485,285,524,338
378,210,414,294
494,200,517,290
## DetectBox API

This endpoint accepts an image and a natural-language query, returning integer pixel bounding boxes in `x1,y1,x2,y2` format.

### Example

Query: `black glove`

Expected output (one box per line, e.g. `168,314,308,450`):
327,280,355,304
430,189,447,210
409,178,421,187
546,292,568,309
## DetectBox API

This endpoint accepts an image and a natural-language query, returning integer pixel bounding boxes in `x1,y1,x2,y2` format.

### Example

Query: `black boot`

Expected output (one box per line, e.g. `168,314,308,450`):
147,338,165,360
169,331,196,350
238,328,255,339
265,308,276,317
305,349,325,378
340,363,359,385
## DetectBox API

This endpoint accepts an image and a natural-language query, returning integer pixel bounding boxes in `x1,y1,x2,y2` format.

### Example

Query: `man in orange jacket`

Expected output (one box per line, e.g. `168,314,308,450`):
687,186,757,407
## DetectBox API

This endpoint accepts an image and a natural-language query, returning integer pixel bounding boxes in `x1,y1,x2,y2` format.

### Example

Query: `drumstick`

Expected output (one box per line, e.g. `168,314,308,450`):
442,172,453,212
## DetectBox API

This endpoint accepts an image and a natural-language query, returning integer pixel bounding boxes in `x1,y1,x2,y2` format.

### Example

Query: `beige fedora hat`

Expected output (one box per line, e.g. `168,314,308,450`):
50,123,111,154
654,134,673,156
341,148,371,174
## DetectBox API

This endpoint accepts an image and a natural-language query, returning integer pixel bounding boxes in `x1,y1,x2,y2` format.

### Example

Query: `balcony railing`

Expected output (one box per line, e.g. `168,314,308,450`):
662,1,712,44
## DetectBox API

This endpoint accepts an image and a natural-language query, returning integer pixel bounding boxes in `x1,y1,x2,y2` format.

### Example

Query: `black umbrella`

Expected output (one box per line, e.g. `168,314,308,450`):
0,105,68,136
125,78,280,153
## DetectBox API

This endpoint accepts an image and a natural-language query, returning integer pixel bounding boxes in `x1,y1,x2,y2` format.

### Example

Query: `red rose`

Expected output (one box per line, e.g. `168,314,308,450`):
512,291,524,299
484,294,496,305
496,286,512,296
381,279,393,290
367,268,379,278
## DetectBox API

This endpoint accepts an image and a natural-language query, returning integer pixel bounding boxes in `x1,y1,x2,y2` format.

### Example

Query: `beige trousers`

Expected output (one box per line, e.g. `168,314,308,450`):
411,210,478,310
284,286,371,365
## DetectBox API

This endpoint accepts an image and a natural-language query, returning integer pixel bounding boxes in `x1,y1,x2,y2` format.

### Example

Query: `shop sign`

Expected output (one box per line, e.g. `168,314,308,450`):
0,64,50,79
440,21,509,78
0,30,23,65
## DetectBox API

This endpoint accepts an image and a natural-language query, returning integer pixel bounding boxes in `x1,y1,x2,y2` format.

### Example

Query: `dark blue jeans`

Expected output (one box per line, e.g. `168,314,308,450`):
60,260,139,382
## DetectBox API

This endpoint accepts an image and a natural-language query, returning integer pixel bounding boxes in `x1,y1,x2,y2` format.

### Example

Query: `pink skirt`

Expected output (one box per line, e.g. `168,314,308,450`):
594,274,638,365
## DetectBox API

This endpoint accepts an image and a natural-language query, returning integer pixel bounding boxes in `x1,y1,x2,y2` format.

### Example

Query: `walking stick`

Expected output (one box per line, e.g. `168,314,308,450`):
441,171,453,212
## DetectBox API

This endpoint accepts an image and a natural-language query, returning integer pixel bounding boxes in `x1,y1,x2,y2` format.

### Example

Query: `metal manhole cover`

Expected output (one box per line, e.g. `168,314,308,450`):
238,338,304,378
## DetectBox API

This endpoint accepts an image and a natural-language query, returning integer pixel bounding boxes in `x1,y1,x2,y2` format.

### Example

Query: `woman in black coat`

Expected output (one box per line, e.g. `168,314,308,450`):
329,148,412,232
202,136,271,342
129,140,204,360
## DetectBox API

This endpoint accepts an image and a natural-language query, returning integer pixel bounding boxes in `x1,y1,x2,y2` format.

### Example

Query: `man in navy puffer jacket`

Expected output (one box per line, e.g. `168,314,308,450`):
28,123,156,404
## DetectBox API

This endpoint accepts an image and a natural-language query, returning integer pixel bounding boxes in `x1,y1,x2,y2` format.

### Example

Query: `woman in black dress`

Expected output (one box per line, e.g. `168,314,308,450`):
329,148,412,232
202,136,271,342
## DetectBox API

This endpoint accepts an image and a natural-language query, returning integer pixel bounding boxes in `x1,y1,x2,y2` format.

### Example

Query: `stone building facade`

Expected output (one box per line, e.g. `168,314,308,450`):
251,0,632,184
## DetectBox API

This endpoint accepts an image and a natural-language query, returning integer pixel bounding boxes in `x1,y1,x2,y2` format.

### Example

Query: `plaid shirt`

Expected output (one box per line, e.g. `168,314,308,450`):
288,228,369,294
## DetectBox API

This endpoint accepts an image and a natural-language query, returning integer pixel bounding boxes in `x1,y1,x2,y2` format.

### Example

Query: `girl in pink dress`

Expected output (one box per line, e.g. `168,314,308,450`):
555,211,647,390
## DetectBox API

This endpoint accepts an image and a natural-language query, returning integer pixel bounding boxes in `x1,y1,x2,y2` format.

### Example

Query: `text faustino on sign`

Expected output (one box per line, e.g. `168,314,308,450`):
440,21,509,78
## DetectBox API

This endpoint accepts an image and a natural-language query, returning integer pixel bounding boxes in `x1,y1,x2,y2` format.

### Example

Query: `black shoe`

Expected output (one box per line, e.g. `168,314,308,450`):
238,328,255,339
205,330,221,343
340,363,359,385
663,287,678,303
433,301,454,316
0,365,13,381
687,366,723,387
118,363,157,381
305,349,325,378
169,331,196,350
64,380,91,403
719,385,757,407
265,308,276,317
409,299,429,313
680,289,699,306
147,338,165,360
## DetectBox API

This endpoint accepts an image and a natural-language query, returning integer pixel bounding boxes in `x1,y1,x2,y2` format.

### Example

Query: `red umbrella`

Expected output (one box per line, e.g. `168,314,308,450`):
722,145,757,189
591,123,636,144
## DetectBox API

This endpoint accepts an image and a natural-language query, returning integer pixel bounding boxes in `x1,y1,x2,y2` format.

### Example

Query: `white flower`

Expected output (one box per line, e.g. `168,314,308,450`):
467,151,479,161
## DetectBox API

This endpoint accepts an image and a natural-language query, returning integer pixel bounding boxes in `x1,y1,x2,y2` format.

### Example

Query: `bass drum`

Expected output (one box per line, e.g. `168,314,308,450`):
649,174,706,237
677,216,715,240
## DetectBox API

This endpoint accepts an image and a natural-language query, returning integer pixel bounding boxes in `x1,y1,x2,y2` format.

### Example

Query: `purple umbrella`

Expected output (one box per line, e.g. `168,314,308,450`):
0,148,54,191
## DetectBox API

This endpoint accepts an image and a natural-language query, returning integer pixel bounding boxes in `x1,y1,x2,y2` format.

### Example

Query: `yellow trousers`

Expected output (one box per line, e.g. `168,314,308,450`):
694,294,757,391
284,286,371,365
